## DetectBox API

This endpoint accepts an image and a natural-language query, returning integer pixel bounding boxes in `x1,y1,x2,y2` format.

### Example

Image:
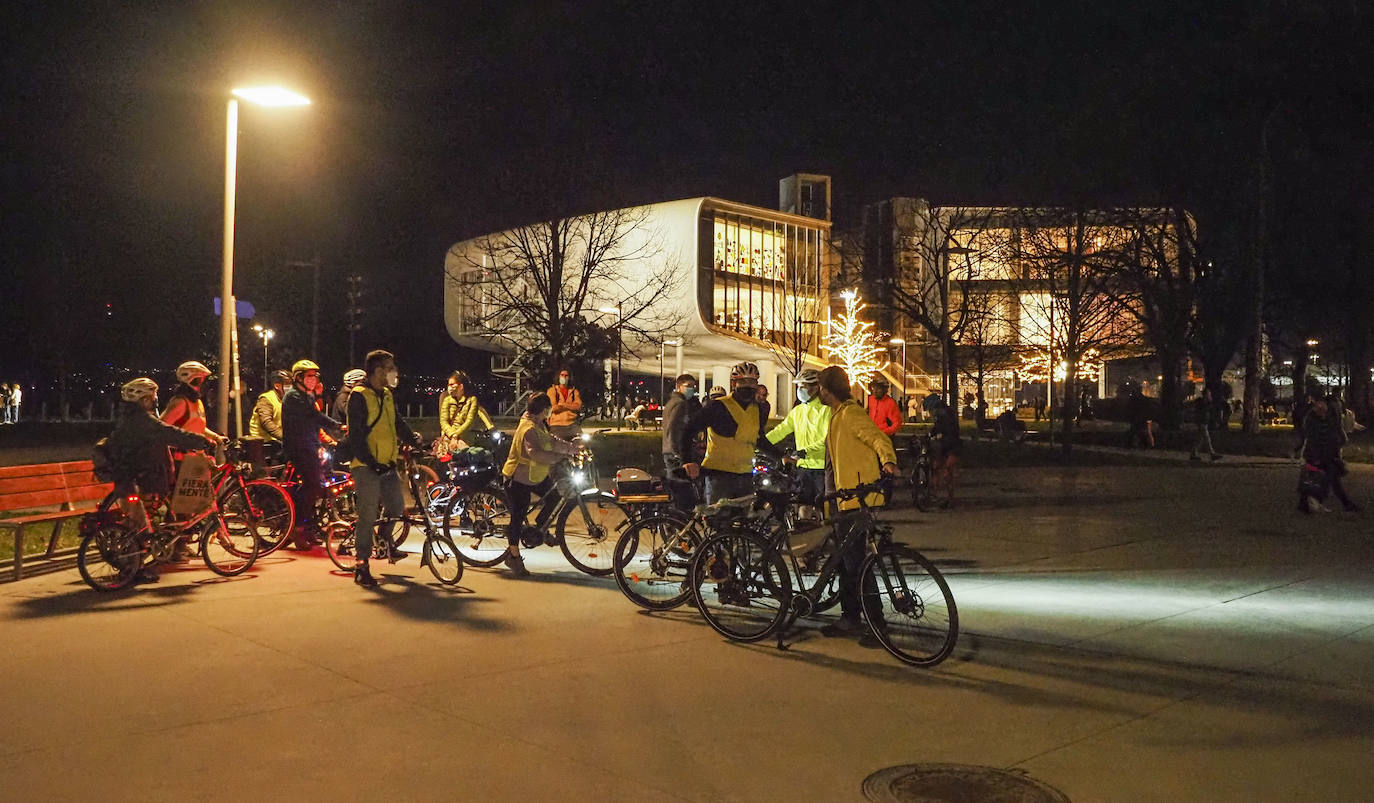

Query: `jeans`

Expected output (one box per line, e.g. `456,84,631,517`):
834,511,883,624
703,470,753,505
504,476,558,546
286,449,324,532
662,453,698,511
353,465,404,565
1191,423,1216,457
796,467,825,507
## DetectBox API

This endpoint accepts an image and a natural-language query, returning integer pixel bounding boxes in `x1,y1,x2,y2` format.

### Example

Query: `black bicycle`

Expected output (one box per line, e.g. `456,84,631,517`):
689,479,958,667
906,434,936,512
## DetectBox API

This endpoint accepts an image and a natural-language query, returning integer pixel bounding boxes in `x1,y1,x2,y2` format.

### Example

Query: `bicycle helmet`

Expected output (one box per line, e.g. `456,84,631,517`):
291,359,320,377
175,361,212,384
708,386,727,399
343,369,367,387
121,377,159,404
793,368,821,386
272,370,292,386
729,361,760,381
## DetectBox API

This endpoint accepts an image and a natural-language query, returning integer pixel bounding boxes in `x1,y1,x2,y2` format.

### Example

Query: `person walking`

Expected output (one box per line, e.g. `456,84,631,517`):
0,384,10,424
1298,393,1360,514
1189,387,1223,462
766,368,831,508
680,362,777,503
346,350,425,588
282,359,343,549
1124,387,1152,449
546,368,583,441
924,393,962,508
8,383,20,424
814,365,897,647
866,378,903,437
501,393,581,577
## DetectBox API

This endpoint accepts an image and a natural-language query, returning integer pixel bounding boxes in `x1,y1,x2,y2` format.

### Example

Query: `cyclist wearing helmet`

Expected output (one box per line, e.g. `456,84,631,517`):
680,361,778,503
244,370,290,476
282,358,343,548
866,377,903,436
161,361,221,440
107,378,220,581
766,368,832,507
333,369,367,421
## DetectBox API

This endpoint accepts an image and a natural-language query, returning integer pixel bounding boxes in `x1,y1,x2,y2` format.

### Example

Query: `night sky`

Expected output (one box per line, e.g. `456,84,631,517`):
3,1,1369,394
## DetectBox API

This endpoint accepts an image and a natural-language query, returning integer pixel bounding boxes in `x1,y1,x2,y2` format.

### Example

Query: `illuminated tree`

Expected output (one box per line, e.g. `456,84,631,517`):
823,291,889,389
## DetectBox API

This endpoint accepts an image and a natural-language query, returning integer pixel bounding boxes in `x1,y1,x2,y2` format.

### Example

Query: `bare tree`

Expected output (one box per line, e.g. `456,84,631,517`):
446,206,686,396
955,284,1017,410
1007,208,1142,451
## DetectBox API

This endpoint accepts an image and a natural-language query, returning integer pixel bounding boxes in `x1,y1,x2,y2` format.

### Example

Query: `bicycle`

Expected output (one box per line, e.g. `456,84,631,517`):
77,488,260,591
324,447,464,585
219,442,296,555
905,434,936,512
689,479,958,667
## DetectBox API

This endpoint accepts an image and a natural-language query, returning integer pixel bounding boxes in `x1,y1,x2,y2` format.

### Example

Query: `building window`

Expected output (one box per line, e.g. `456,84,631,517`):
699,209,824,348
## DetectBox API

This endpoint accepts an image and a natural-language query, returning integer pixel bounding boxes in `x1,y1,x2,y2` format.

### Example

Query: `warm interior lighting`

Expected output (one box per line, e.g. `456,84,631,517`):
232,86,311,106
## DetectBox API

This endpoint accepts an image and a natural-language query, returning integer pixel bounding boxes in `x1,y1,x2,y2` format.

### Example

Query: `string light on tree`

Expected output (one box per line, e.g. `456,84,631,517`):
1019,348,1101,382
823,290,889,388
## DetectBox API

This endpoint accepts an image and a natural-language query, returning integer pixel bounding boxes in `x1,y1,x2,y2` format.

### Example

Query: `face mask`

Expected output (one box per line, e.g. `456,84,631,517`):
559,376,569,386
386,370,399,389
733,386,757,404
796,387,811,403
683,387,697,400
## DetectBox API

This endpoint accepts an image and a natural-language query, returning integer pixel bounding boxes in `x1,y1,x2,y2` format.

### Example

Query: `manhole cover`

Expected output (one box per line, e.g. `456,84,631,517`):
862,763,1070,803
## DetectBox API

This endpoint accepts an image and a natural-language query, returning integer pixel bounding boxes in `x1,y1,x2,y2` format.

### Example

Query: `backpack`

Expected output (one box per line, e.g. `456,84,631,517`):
91,437,117,482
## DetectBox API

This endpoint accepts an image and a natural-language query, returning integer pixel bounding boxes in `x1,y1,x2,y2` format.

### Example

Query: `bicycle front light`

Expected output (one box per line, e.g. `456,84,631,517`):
572,470,586,486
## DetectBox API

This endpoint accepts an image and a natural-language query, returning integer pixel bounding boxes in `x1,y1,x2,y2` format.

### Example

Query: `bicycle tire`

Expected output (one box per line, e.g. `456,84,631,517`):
860,546,958,667
443,489,510,568
612,514,701,610
324,520,358,571
424,534,464,586
690,531,792,642
556,491,627,576
912,459,934,512
244,479,295,555
200,515,259,577
76,525,143,591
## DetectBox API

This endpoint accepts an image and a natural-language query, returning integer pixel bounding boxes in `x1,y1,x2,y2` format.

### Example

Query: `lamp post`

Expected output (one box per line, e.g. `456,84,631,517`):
598,303,624,428
218,85,310,438
889,337,907,409
252,325,275,383
660,339,681,401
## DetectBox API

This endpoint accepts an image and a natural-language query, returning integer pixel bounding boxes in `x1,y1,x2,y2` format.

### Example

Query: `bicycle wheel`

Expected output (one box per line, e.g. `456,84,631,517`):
243,479,295,555
556,491,627,576
443,489,510,567
860,547,958,667
77,524,144,591
200,516,259,577
912,458,934,512
377,517,412,561
324,520,358,571
613,514,701,610
691,531,792,642
795,540,842,614
423,534,465,586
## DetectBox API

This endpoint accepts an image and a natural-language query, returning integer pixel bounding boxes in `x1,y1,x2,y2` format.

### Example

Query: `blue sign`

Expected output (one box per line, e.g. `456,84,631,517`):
213,298,256,319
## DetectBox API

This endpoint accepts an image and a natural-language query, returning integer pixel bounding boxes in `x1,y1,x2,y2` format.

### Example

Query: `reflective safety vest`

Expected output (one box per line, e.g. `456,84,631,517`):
247,390,282,441
701,396,759,474
348,385,398,468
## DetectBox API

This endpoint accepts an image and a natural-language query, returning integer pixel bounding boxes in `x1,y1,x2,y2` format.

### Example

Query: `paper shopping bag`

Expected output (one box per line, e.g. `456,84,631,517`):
170,452,216,516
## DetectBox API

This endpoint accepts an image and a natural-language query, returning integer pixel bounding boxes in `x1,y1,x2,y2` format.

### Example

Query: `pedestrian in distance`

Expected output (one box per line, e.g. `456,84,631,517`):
1189,387,1223,462
0,383,9,424
866,378,903,437
546,368,583,441
1298,393,1360,515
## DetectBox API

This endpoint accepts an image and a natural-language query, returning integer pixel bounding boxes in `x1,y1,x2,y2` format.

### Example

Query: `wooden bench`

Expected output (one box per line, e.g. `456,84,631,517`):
0,461,112,581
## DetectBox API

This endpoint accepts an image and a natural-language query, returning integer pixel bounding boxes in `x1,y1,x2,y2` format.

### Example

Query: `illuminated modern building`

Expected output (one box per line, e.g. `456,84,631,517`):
445,176,834,412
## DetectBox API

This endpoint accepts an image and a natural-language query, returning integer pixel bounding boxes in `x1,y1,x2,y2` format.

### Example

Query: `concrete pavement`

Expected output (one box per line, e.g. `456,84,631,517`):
2,459,1373,802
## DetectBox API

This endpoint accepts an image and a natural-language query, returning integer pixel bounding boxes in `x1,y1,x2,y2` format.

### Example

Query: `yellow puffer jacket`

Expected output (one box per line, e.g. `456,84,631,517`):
825,399,897,510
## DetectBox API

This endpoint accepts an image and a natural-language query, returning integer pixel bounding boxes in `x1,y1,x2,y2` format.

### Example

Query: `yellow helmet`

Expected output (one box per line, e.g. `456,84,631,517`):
291,359,320,377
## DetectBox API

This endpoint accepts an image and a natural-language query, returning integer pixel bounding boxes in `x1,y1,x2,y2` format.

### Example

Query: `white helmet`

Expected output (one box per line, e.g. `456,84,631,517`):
730,361,760,381
121,377,159,404
343,369,367,387
176,361,213,384
793,368,821,386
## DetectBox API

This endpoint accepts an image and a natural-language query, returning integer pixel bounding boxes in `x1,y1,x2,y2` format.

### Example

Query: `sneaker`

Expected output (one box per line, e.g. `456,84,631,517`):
136,567,160,584
858,630,885,649
504,552,530,578
354,565,379,588
386,548,409,564
820,617,864,638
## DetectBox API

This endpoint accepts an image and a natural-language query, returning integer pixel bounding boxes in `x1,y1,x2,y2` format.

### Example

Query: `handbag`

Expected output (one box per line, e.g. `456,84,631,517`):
170,452,216,515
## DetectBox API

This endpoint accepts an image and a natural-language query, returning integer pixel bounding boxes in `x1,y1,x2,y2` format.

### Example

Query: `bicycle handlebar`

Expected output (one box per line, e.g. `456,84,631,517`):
817,478,893,505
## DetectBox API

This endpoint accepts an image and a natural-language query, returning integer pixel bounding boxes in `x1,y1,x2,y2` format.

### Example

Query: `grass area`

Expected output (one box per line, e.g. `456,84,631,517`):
0,517,84,559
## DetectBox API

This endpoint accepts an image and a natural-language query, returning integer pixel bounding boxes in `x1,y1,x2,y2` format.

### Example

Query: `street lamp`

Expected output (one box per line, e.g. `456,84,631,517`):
219,85,310,439
252,324,275,382
598,303,625,428
889,337,907,405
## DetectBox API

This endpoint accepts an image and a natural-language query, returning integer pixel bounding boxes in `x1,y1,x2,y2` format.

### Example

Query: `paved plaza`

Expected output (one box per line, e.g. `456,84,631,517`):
3,457,1374,801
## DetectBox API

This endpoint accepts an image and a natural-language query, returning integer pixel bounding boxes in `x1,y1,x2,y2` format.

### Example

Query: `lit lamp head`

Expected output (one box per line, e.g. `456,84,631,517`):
232,86,311,107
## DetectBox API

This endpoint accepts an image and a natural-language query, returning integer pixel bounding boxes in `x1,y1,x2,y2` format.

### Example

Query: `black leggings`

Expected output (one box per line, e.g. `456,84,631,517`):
504,476,558,547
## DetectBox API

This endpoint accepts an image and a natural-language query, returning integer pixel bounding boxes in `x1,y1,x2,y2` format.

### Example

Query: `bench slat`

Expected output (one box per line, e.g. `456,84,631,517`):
0,485,112,512
0,461,96,481
0,508,94,527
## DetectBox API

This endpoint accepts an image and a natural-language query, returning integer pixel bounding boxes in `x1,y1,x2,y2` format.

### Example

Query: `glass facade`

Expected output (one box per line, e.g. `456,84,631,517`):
697,208,825,347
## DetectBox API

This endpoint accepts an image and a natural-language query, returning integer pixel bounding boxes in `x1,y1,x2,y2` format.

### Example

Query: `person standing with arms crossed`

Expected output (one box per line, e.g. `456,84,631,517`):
547,368,583,441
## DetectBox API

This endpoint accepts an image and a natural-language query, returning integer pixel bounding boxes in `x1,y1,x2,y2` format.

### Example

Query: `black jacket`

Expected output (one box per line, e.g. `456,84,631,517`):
661,391,701,457
282,386,341,455
678,392,776,465
107,401,212,495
